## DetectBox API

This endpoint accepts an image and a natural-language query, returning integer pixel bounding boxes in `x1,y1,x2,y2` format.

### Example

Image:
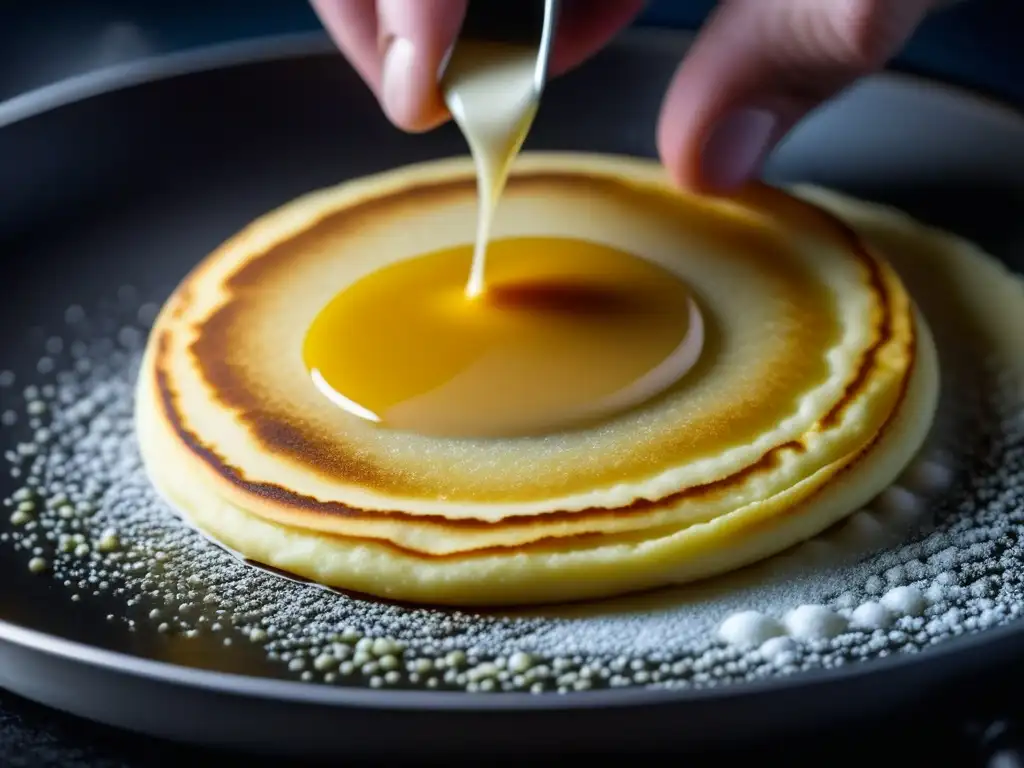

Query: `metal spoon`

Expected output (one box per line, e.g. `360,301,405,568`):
440,0,561,100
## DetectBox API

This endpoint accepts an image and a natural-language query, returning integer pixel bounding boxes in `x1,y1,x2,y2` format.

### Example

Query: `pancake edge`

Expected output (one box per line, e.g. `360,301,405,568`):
134,306,938,607
143,155,915,534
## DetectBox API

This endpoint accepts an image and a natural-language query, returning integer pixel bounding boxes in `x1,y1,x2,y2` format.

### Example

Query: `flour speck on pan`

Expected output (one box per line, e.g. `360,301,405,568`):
1,188,1023,695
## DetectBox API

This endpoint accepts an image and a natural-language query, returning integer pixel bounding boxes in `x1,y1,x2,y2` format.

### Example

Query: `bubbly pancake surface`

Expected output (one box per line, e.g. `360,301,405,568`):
137,153,935,606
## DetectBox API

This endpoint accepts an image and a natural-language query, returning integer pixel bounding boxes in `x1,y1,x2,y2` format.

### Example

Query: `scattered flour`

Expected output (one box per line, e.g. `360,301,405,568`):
0,288,1022,695
717,611,785,648
850,602,894,631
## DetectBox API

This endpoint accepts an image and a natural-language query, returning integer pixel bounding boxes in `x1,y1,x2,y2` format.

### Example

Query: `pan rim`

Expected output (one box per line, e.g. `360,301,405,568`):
3,26,1024,129
1,26,1022,713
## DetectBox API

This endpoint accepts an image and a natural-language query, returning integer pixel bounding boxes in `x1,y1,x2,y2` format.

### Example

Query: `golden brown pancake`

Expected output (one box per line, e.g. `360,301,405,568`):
135,153,937,606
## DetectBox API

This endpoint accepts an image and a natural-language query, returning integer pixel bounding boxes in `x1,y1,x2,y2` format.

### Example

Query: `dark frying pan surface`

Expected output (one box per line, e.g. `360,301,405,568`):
2,31,1024,756
0,34,672,673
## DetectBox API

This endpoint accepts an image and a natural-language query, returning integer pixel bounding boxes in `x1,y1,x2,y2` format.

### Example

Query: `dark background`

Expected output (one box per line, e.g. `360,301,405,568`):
1,1,1023,765
2,0,1023,105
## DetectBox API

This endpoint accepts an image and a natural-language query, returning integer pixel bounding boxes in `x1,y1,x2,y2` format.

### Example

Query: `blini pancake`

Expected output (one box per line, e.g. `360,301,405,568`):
136,153,937,606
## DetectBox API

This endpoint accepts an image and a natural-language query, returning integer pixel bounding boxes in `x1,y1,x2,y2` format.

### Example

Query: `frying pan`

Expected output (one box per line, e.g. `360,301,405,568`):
2,28,1024,763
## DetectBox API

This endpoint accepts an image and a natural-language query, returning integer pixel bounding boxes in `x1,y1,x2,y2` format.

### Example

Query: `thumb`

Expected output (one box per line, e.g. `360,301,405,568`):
657,0,936,194
377,0,467,132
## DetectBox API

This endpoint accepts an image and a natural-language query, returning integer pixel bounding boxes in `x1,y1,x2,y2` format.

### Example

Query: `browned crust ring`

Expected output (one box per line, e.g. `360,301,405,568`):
151,172,914,549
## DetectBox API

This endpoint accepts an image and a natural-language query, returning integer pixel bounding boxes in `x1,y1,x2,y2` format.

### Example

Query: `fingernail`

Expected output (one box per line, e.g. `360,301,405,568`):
700,108,777,192
380,36,417,127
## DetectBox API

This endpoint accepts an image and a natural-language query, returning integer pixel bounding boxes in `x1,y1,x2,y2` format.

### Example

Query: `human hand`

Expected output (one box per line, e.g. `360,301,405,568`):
311,0,940,194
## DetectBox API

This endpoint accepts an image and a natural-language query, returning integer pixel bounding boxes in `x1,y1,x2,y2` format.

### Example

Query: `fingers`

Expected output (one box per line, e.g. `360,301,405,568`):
657,0,937,194
376,0,468,132
314,0,642,133
311,0,467,133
